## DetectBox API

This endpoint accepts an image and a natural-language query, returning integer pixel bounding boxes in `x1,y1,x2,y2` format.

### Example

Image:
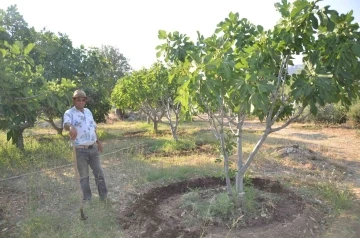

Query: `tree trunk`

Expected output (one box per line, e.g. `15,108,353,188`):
15,128,25,151
115,108,126,120
46,118,63,135
153,120,158,133
220,130,232,196
170,124,178,141
235,114,245,195
235,147,245,195
168,110,179,141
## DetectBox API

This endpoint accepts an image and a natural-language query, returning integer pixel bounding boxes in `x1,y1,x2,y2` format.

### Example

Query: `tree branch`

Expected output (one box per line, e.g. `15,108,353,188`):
270,106,305,133
14,93,46,101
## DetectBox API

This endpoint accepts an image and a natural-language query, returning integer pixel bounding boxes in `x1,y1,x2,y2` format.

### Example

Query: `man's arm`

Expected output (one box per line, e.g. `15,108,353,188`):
64,122,77,140
64,123,72,131
63,111,77,140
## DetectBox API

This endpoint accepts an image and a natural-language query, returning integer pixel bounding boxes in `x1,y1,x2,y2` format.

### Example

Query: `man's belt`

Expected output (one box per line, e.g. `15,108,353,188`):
75,143,96,149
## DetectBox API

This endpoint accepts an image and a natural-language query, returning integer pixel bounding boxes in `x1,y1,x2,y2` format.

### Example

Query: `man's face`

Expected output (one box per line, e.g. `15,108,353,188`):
73,97,87,110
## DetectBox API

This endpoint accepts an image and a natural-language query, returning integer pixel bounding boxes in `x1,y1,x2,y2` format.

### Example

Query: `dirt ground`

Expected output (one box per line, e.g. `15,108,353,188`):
118,177,326,238
1,121,360,237
117,122,360,238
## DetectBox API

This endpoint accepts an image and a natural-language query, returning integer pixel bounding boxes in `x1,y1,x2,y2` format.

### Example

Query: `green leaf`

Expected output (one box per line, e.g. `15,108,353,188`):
317,12,328,27
11,44,20,54
24,43,35,55
229,12,236,22
158,30,167,39
14,41,24,49
206,58,222,71
257,84,269,93
304,83,313,96
156,51,162,58
327,20,335,31
0,48,6,56
310,14,318,29
24,55,35,67
205,64,217,71
345,10,354,23
290,0,308,18
235,60,248,69
7,130,12,141
351,44,360,57
309,101,317,115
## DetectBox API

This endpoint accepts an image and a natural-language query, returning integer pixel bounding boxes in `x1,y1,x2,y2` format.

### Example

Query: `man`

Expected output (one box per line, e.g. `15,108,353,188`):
63,89,108,201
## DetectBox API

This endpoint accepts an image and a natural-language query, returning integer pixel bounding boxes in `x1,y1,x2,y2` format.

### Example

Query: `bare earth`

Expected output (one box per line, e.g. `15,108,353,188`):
118,122,360,238
1,121,360,237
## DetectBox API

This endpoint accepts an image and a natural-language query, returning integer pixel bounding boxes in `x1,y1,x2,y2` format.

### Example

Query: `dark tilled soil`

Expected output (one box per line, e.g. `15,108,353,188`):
118,177,326,238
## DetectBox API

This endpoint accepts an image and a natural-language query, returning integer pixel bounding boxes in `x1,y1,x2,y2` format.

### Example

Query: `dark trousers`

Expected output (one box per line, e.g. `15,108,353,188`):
75,145,108,200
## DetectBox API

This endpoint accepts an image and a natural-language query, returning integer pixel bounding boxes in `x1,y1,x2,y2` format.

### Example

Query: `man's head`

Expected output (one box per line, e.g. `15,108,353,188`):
72,89,88,110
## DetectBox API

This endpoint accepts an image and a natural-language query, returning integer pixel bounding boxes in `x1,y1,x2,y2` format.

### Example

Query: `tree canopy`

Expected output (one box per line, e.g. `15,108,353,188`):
0,5,131,149
157,0,360,196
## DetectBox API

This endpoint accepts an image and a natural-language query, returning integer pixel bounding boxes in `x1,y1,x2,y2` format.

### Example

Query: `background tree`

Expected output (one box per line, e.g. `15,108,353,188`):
38,78,76,134
112,62,181,138
0,40,45,150
162,65,182,141
100,45,132,119
76,46,112,122
0,5,35,45
100,45,131,88
31,30,80,82
111,66,165,134
75,46,131,123
29,30,80,133
0,5,133,147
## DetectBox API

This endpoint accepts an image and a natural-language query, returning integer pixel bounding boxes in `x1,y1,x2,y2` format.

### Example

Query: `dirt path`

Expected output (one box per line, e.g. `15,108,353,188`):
269,123,360,237
242,121,360,198
1,121,360,237
269,124,360,199
117,122,360,238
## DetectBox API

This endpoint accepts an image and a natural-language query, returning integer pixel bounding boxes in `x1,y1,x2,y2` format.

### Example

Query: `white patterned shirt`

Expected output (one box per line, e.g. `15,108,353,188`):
63,106,97,146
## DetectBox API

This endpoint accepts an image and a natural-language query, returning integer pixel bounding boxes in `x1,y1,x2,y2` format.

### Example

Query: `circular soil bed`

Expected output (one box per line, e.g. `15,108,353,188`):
118,177,326,238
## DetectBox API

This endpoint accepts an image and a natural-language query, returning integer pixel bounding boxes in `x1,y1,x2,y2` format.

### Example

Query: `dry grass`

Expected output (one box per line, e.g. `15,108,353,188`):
0,119,359,237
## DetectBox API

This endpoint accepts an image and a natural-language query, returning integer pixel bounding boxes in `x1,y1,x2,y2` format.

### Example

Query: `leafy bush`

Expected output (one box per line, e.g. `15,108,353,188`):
209,193,236,219
0,135,72,178
0,143,23,176
347,100,360,126
96,128,117,140
316,182,354,211
300,103,347,124
162,139,197,152
180,183,264,227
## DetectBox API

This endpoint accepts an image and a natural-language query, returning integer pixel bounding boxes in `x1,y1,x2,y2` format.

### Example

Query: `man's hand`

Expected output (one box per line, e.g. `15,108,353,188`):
69,126,77,140
97,140,103,153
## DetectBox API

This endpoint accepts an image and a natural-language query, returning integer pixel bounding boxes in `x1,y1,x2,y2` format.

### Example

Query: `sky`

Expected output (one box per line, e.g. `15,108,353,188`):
1,0,360,70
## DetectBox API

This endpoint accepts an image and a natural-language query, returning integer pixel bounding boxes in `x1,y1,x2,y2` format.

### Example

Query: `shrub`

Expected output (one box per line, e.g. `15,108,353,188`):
162,139,197,153
347,100,360,126
299,103,347,124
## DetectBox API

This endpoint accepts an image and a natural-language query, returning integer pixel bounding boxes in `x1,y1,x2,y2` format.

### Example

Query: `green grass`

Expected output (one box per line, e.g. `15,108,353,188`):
161,139,197,152
315,182,354,211
0,134,72,179
179,182,271,228
19,201,119,238
0,118,358,237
